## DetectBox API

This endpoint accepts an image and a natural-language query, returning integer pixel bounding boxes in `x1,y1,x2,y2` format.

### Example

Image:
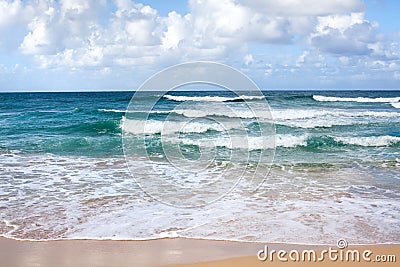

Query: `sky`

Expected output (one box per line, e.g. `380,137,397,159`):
0,0,399,91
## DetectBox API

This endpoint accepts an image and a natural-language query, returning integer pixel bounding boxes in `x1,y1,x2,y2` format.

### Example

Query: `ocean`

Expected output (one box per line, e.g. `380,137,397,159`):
0,90,399,244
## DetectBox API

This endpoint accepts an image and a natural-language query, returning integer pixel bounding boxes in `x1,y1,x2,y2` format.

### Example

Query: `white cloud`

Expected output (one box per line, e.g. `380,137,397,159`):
237,0,364,16
5,0,377,69
296,51,309,66
369,41,400,61
243,54,254,66
9,0,329,69
264,64,273,76
0,0,38,49
0,0,35,28
310,13,379,55
161,11,188,50
188,0,316,45
339,56,350,65
20,7,58,55
17,0,163,68
0,0,399,90
19,0,106,55
114,1,161,46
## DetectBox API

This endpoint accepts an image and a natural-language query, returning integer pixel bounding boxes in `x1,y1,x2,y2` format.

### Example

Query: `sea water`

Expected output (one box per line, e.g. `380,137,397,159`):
0,90,399,244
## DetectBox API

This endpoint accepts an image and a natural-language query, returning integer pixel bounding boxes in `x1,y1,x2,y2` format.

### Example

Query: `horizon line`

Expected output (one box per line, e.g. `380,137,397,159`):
0,88,399,93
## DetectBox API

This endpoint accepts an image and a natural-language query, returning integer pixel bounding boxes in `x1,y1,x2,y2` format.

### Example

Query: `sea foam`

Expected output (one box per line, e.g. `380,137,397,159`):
163,95,265,102
313,95,400,103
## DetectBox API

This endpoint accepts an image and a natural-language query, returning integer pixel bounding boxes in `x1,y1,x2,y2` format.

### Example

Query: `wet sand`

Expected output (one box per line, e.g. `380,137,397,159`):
172,244,400,266
0,237,398,267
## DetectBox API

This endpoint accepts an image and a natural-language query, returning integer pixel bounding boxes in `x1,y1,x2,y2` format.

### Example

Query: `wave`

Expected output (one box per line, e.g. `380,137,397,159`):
63,120,121,135
98,109,126,114
273,109,399,128
276,135,400,149
170,109,271,119
391,102,400,109
122,118,232,135
128,109,270,120
277,120,355,129
123,122,400,149
122,107,400,136
142,132,400,150
275,111,399,128
335,135,400,147
276,134,308,148
128,108,398,122
313,95,400,103
298,135,399,148
171,134,400,150
273,109,399,121
174,136,275,150
163,95,265,102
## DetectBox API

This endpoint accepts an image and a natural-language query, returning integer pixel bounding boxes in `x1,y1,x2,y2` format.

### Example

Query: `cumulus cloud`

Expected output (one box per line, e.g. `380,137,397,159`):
16,0,163,68
161,11,188,50
309,13,378,56
237,0,364,16
0,0,37,50
0,0,399,90
188,0,320,45
0,0,378,69
19,0,107,56
0,0,34,28
14,0,315,68
243,54,254,66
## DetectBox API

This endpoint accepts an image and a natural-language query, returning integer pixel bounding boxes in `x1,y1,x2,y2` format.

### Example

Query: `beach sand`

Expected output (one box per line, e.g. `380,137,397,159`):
173,245,400,267
0,237,398,267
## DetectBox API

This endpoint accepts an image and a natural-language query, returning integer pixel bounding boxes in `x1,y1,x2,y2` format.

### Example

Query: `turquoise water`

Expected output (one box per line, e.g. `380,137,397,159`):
0,90,399,243
1,91,399,162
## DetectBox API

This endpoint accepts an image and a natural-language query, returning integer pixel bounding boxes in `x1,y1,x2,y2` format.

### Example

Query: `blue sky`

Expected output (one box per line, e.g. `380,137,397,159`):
0,0,399,91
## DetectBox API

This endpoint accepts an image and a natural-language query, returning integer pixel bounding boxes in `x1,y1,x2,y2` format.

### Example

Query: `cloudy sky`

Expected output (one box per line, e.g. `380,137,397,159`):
0,0,399,91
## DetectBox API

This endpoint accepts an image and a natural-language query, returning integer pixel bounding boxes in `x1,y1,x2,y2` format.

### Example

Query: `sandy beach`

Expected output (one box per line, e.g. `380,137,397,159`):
0,237,398,267
173,245,400,267
1,0,400,266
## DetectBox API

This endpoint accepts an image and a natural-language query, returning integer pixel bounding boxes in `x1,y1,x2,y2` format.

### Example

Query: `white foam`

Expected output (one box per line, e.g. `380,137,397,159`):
171,109,264,119
1,151,400,244
178,134,400,149
176,134,305,150
335,135,400,147
147,108,398,124
391,102,400,109
177,136,274,150
313,95,400,103
130,107,399,125
99,109,126,113
271,109,399,128
163,95,265,102
122,117,227,135
353,111,400,117
276,134,308,147
272,109,399,121
279,119,353,129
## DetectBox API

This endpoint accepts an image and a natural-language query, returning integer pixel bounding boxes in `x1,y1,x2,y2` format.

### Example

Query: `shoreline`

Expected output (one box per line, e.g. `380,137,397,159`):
0,237,398,267
2,235,400,246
